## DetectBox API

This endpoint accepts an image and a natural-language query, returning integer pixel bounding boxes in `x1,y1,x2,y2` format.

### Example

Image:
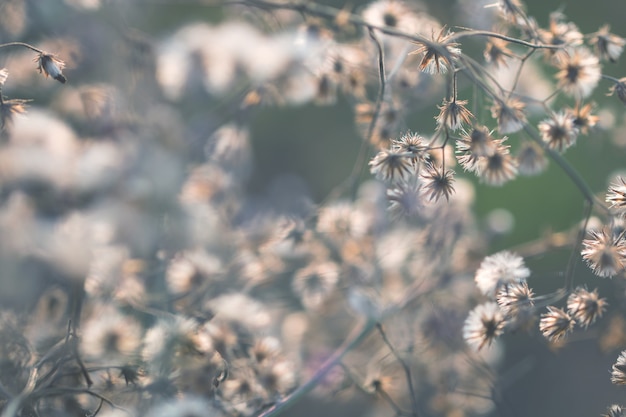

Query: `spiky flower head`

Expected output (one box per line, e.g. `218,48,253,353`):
567,287,607,328
463,302,505,351
539,306,574,342
581,226,626,277
35,52,67,83
474,251,530,297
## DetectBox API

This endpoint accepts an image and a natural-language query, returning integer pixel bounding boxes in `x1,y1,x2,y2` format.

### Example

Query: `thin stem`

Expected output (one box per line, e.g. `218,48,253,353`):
256,318,377,417
376,324,420,417
510,50,535,97
0,42,43,54
448,30,564,51
564,200,592,290
317,25,386,205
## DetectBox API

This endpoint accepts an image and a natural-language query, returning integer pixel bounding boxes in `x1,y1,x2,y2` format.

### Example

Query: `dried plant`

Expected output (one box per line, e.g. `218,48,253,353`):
0,1,626,417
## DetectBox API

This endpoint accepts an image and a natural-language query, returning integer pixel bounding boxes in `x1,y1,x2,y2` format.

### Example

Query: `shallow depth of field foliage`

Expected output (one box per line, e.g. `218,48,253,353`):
3,0,626,417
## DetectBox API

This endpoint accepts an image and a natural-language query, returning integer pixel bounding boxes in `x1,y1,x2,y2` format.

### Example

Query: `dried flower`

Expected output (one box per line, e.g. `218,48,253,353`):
421,163,455,202
436,98,473,131
493,0,525,23
369,148,415,183
35,52,67,83
538,111,579,152
292,261,340,311
538,12,583,55
566,102,599,135
604,404,626,417
0,68,8,86
474,251,530,297
477,142,518,186
484,36,512,68
539,306,574,342
581,227,626,277
555,47,601,98
607,177,626,216
361,0,417,32
411,26,461,75
455,125,499,173
612,351,626,385
0,97,29,129
609,78,626,105
142,316,212,375
496,281,534,317
81,306,143,363
567,287,607,328
516,142,547,176
591,25,626,63
386,181,423,219
491,97,527,134
391,132,429,166
463,302,505,351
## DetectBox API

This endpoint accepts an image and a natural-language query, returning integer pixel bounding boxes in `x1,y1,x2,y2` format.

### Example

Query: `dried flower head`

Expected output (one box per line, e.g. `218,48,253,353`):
612,351,626,385
421,163,455,202
607,177,626,216
477,142,518,186
35,52,67,83
567,287,607,328
555,47,601,98
463,302,505,351
491,97,527,134
566,102,599,135
411,26,461,75
142,316,211,374
538,12,583,55
81,306,143,364
493,0,525,23
538,111,579,152
369,148,415,183
609,78,626,105
474,251,530,297
0,97,29,129
0,68,8,86
391,132,429,166
539,306,574,342
484,36,512,68
361,0,417,32
581,227,626,277
496,281,534,317
455,125,499,173
386,181,423,219
436,98,473,131
292,261,340,311
592,25,626,63
516,141,547,176
604,404,626,417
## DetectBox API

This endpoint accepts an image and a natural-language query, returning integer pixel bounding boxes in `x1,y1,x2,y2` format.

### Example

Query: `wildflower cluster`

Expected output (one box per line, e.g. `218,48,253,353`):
0,0,626,417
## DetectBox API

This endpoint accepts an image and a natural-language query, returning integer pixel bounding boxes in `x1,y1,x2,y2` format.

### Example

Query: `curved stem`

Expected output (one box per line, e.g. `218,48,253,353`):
448,30,563,51
256,318,377,417
0,42,43,54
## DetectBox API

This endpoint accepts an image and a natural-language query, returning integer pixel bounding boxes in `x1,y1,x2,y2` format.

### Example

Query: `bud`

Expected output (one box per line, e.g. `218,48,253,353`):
35,52,66,84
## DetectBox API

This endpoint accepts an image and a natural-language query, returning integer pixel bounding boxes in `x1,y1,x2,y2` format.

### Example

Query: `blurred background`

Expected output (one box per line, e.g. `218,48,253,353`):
1,0,626,416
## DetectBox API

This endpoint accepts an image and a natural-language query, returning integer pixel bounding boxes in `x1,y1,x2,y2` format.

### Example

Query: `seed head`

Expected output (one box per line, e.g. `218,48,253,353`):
463,302,505,351
538,111,579,152
607,177,626,216
539,306,574,342
612,351,626,385
35,52,67,83
581,226,626,277
591,25,626,63
567,287,607,328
